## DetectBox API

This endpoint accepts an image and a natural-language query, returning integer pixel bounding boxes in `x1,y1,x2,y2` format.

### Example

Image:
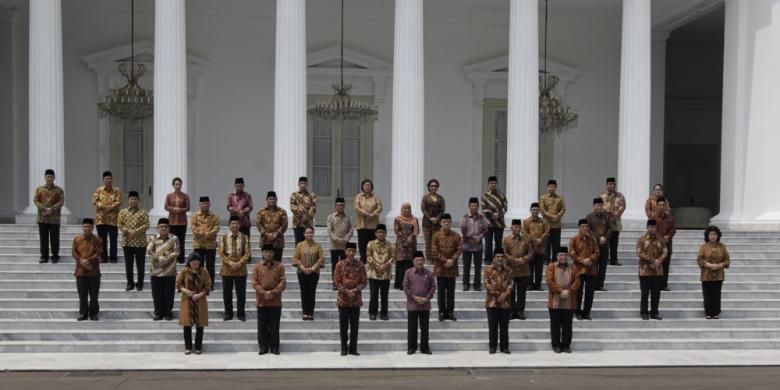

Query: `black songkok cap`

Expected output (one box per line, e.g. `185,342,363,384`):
606,177,616,183
530,202,540,208
488,176,498,183
557,246,568,255
199,196,210,202
234,177,244,184
82,218,94,225
493,248,504,256
261,244,275,251
335,197,345,203
299,176,308,183
229,215,240,223
578,218,589,226
102,171,113,178
158,218,170,226
511,219,522,226
45,169,55,176
128,191,140,198
266,191,277,199
656,196,667,203
440,213,452,220
413,250,425,259
346,242,357,249
647,219,657,226
468,197,479,204
376,224,387,231
547,179,557,186
593,197,604,205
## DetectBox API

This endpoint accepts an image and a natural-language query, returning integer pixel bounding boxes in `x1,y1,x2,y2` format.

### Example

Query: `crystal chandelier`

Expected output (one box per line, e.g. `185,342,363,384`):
539,0,578,134
97,0,153,122
307,0,378,122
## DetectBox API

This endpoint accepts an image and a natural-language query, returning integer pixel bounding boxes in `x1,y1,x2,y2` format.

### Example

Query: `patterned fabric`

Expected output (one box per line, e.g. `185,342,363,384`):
431,229,462,278
290,190,317,228
645,195,671,219
546,261,581,310
586,211,613,241
483,264,514,309
460,213,489,252
292,240,325,273
367,239,395,280
334,258,368,307
190,211,220,250
326,212,353,250
394,216,418,261
539,193,566,229
568,233,600,276
354,192,383,229
481,190,508,228
403,267,436,311
697,242,731,281
92,186,122,226
165,192,190,226
601,191,626,231
257,206,288,248
420,193,446,229
176,267,211,327
251,260,286,307
522,216,550,253
72,234,102,277
636,233,668,277
147,234,179,277
502,234,533,278
218,232,250,277
655,211,677,240
227,191,254,230
117,207,150,248
33,184,64,224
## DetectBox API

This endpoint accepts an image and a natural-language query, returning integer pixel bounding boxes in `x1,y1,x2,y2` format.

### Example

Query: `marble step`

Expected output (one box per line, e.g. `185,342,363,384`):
1,338,778,353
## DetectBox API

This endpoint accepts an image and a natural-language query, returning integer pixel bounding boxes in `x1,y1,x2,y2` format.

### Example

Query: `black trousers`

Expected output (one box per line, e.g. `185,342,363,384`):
222,276,247,317
368,279,390,316
546,228,562,262
549,309,574,348
486,308,510,351
170,225,187,263
151,275,176,317
640,276,663,315
330,250,346,287
357,229,376,263
123,246,146,286
257,307,282,350
183,326,204,350
484,228,504,264
76,276,100,316
194,249,217,289
530,253,546,289
512,276,531,314
609,231,620,265
462,251,483,287
662,240,673,289
407,310,430,351
702,280,723,317
597,244,609,289
576,274,596,316
96,224,118,261
38,223,60,259
293,227,306,245
436,277,456,315
395,259,412,290
338,306,360,353
297,272,320,316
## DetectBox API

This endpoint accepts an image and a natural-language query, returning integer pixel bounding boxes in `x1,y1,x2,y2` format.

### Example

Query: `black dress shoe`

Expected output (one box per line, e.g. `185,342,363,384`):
340,350,348,356
553,346,562,353
270,348,280,355
651,315,663,320
177,259,185,264
662,287,670,292
448,313,457,321
153,315,163,321
259,348,268,355
641,314,649,320
463,284,471,292
438,313,445,321
164,315,173,321
194,350,202,355
185,349,192,355
518,312,526,320
611,262,622,266
511,313,520,320
379,314,389,321
369,314,377,321
237,314,246,322
223,314,233,321
349,351,360,356
407,349,416,355
136,283,143,291
89,315,98,321
39,258,49,264
77,315,88,321
601,288,609,292
562,347,572,353
500,349,511,354
51,257,60,264
420,349,432,355
474,286,482,292
489,348,496,354
100,259,108,263
582,314,592,320
109,258,118,264
125,283,134,291
575,313,583,320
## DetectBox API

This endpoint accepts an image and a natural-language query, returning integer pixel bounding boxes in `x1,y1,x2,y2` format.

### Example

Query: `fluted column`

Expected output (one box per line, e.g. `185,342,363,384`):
617,0,652,229
273,0,307,215
21,0,69,222
388,0,425,221
504,0,538,222
150,0,188,217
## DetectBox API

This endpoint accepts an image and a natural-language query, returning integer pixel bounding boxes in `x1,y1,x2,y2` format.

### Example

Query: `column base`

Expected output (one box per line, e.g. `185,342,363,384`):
16,206,73,224
618,209,652,230
711,212,780,231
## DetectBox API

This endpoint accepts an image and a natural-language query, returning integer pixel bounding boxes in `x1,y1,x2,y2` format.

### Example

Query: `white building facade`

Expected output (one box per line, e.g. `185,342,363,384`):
1,0,779,230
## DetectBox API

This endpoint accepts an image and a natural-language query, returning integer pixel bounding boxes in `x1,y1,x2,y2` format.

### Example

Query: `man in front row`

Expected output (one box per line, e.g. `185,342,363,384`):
431,213,462,321
219,216,251,321
637,219,668,320
147,218,179,321
503,219,533,320
484,248,513,354
73,218,102,321
334,243,367,356
367,224,395,321
570,219,599,321
253,244,287,355
547,247,580,353
403,251,435,355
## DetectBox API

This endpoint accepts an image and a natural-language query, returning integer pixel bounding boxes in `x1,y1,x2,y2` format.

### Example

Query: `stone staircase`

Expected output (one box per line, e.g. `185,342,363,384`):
1,224,779,353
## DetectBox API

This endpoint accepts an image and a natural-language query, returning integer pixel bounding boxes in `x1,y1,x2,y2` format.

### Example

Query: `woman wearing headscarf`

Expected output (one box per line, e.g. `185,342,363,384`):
176,252,211,354
394,203,420,290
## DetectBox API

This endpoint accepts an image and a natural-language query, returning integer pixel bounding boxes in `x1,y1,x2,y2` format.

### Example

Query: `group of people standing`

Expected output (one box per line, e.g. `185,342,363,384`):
33,169,732,355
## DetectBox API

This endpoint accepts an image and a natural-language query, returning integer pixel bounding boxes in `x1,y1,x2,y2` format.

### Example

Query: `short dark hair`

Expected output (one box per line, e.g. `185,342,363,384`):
704,226,722,243
656,196,667,204
172,177,182,186
427,178,440,188
361,179,374,191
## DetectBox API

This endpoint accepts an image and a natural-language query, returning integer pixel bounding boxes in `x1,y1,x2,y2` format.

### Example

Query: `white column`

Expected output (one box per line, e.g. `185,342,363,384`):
616,0,652,229
649,31,669,187
388,0,425,221
20,0,69,222
504,0,538,223
273,0,307,215
150,0,188,217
